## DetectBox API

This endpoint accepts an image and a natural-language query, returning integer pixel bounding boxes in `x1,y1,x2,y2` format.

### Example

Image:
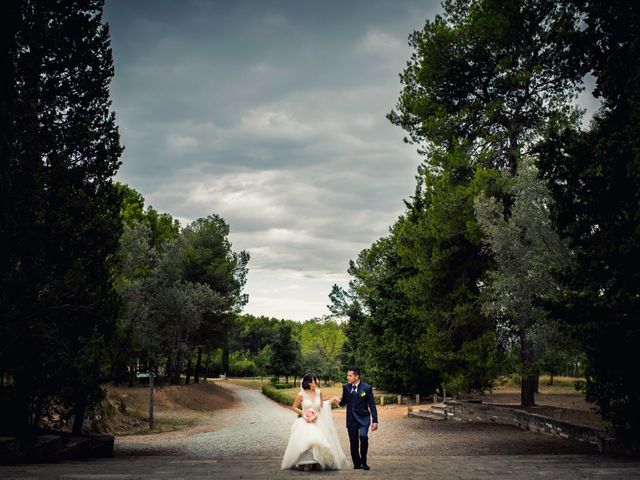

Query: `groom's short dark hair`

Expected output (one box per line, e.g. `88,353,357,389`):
347,366,361,377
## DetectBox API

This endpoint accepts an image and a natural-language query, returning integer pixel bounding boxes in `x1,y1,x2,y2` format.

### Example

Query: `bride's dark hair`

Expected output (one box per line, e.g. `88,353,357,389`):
301,372,319,390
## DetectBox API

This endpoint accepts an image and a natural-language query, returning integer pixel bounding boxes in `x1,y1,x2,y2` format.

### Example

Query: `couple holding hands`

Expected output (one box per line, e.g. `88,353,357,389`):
280,366,378,471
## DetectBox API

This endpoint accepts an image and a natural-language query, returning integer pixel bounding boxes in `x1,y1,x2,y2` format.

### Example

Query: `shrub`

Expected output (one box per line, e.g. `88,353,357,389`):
261,384,296,406
376,394,399,405
273,383,293,390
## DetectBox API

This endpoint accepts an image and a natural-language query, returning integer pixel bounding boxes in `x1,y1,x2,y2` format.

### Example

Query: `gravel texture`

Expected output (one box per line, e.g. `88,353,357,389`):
116,383,294,457
115,382,598,459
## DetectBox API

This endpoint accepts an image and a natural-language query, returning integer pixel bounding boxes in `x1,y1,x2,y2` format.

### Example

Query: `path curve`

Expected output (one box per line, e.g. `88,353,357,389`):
116,382,297,457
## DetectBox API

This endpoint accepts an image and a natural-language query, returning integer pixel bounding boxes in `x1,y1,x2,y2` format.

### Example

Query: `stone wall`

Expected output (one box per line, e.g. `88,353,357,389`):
442,400,615,452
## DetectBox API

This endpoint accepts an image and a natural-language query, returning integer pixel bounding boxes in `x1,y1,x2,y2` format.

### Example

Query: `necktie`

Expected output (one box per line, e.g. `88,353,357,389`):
351,387,356,395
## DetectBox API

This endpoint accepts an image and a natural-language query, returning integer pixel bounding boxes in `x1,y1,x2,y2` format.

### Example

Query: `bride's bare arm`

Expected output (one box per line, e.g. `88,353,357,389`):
291,393,304,416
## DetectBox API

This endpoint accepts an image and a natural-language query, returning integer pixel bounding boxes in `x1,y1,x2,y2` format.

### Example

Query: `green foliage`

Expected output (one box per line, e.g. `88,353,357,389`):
226,315,345,381
0,0,124,435
376,394,400,406
537,0,640,445
394,154,505,394
183,215,249,315
228,351,256,377
229,314,282,354
387,0,583,171
112,188,249,387
342,234,443,395
115,183,180,249
336,0,586,400
266,322,301,379
115,223,223,373
261,384,296,406
475,157,571,404
299,318,346,357
334,150,506,395
298,318,346,382
532,320,583,381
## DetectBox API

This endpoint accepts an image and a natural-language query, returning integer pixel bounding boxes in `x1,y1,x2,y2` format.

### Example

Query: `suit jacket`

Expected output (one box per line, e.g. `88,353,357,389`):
339,381,378,429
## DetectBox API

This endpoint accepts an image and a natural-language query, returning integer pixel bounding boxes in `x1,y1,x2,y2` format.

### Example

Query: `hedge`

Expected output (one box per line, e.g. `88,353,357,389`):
261,384,296,406
273,383,295,390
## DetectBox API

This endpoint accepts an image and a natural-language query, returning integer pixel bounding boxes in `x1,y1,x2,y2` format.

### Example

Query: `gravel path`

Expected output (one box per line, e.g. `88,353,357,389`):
116,382,598,459
4,383,636,479
116,382,295,457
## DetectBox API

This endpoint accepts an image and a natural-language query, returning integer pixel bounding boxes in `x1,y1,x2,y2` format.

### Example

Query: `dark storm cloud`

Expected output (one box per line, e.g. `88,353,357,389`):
103,0,443,320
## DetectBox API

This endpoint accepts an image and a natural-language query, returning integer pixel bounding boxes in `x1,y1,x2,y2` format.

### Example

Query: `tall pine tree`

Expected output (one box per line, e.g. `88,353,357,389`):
0,0,123,434
385,0,583,399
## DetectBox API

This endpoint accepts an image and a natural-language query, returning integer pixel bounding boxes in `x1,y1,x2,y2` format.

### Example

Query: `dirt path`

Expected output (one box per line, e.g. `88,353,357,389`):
116,382,295,457
4,383,638,479
116,382,598,459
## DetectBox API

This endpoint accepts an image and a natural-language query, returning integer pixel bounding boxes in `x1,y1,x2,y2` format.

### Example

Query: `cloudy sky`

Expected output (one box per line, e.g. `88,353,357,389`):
102,0,443,321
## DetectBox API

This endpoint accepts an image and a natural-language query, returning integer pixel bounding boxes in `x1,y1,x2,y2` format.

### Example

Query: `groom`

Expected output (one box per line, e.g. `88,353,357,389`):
331,366,378,470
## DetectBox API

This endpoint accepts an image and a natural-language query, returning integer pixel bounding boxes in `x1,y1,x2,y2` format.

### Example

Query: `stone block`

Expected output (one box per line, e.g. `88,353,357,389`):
25,435,61,463
60,436,93,460
87,433,114,458
0,437,19,465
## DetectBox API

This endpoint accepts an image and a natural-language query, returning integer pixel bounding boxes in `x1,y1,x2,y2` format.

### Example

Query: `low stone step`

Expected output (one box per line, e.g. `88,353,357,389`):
60,436,93,460
409,410,446,421
87,433,114,458
0,437,19,465
430,403,446,413
24,435,61,463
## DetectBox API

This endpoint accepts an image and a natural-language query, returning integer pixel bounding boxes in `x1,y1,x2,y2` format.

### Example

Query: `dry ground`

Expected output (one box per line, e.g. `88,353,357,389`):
113,382,599,458
104,381,235,435
106,376,605,441
468,377,606,429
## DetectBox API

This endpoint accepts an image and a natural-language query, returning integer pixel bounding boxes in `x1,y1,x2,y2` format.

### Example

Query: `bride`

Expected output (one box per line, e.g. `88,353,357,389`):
280,372,347,471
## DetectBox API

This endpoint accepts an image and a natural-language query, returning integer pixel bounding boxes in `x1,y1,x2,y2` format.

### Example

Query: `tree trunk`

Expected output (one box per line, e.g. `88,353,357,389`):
148,370,155,431
194,347,202,384
165,356,171,383
129,362,135,387
185,353,193,385
222,348,229,377
533,366,540,394
72,392,87,434
520,330,536,407
549,371,555,386
205,350,211,380
171,341,181,385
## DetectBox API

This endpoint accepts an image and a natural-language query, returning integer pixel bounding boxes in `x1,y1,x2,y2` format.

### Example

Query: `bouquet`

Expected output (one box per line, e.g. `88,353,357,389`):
303,408,318,424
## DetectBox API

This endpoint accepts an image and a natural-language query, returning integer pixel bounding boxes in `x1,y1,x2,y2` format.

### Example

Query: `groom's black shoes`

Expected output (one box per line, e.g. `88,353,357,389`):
361,464,370,470
353,465,362,469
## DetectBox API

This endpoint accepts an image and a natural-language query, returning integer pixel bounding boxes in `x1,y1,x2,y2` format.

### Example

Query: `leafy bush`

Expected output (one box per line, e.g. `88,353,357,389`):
261,384,296,406
375,394,399,405
273,383,294,389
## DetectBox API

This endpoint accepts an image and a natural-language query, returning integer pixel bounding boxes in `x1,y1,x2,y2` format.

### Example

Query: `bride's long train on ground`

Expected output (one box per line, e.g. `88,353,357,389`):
281,399,347,470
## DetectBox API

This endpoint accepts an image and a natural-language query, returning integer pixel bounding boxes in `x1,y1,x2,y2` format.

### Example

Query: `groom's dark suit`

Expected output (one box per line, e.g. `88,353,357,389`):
339,381,378,469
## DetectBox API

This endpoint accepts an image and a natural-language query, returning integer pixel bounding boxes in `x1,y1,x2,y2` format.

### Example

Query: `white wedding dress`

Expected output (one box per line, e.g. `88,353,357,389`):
280,388,347,470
